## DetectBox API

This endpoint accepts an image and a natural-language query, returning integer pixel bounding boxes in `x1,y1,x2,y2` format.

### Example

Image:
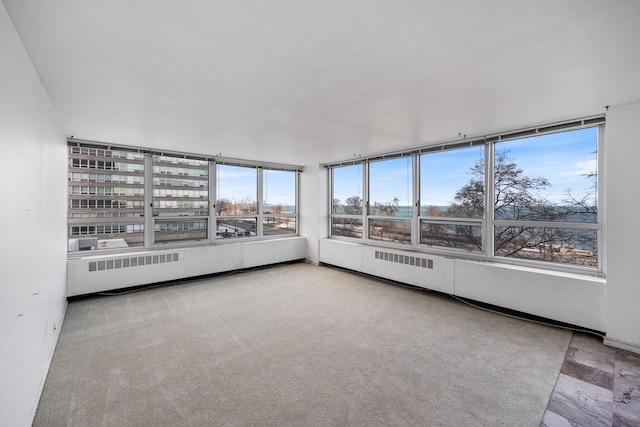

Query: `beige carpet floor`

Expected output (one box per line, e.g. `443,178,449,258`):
34,262,571,426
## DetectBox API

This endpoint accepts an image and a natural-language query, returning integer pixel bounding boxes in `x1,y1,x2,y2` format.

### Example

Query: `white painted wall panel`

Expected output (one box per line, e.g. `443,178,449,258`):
319,239,363,272
299,164,327,265
605,101,640,352
454,260,606,332
0,4,67,425
243,237,307,268
185,245,244,277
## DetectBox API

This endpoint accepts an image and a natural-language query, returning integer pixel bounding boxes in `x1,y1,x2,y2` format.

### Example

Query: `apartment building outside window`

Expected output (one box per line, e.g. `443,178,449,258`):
153,155,209,244
68,142,300,252
68,146,145,251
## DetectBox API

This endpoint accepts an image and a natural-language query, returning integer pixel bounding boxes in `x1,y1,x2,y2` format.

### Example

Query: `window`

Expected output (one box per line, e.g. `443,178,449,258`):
68,146,145,251
330,164,363,238
68,142,300,252
153,155,209,244
263,170,297,236
216,164,258,239
328,118,603,272
492,127,598,267
420,145,484,251
368,157,413,245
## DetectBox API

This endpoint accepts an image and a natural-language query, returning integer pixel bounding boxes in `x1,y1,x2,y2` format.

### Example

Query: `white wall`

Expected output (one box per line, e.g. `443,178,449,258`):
604,101,640,353
0,3,68,426
454,260,605,332
299,163,328,264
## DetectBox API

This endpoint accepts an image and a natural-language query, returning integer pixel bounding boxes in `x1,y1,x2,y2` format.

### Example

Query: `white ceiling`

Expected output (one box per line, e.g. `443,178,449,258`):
4,0,640,165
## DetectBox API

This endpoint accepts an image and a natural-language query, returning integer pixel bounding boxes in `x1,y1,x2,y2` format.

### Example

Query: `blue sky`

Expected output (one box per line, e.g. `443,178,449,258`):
334,127,598,207
263,170,296,207
216,165,296,206
496,127,597,204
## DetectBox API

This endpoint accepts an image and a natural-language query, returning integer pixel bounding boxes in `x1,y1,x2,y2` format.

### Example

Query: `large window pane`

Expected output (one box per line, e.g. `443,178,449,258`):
68,146,145,251
216,165,257,216
369,219,411,245
216,165,257,239
263,170,297,236
494,127,598,223
420,146,484,219
492,127,599,267
264,170,296,214
153,155,209,243
420,221,482,251
369,157,412,217
332,164,363,215
495,226,597,267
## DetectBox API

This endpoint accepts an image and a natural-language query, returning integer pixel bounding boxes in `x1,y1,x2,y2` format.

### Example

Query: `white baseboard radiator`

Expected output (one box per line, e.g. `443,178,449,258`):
68,237,307,297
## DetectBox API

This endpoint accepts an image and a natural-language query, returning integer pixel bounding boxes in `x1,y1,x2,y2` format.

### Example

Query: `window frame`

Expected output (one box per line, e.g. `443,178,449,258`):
417,144,486,253
328,117,604,275
329,163,366,240
67,141,301,255
262,169,298,238
151,154,211,245
366,156,415,245
486,126,601,270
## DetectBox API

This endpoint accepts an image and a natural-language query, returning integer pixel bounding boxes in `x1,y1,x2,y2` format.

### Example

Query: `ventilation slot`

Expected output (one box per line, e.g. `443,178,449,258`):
88,252,179,272
374,250,433,269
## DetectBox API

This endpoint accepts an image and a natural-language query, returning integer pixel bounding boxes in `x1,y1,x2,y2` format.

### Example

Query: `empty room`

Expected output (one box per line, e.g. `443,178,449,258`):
2,1,640,426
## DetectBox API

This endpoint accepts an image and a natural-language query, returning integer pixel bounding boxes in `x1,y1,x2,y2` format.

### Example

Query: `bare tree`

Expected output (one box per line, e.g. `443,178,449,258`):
216,199,230,215
344,195,363,215
426,150,554,255
562,160,597,219
429,149,596,265
373,196,399,216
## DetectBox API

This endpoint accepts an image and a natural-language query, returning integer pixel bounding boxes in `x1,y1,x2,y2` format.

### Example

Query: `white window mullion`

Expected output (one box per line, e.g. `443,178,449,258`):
208,161,216,241
485,142,494,258
143,154,154,247
597,123,605,274
327,168,333,236
257,167,264,237
295,170,300,235
363,162,369,240
412,154,420,247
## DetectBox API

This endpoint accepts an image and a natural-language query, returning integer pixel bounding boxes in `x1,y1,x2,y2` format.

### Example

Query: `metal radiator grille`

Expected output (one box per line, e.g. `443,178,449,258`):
88,253,179,272
374,250,433,269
